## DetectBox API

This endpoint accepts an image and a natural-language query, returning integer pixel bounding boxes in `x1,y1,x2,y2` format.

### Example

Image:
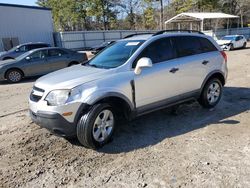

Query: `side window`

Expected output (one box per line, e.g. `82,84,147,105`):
28,44,48,50
199,38,217,53
27,45,37,50
173,36,203,57
48,49,67,57
235,36,241,41
18,45,27,52
37,44,49,48
134,38,175,67
29,50,47,60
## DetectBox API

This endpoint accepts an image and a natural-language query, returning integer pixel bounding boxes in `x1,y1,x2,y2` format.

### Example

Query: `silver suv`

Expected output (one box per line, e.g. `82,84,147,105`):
29,30,228,149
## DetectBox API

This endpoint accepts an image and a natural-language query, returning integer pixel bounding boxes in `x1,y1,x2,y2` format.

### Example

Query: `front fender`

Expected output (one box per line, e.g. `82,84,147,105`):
82,89,134,110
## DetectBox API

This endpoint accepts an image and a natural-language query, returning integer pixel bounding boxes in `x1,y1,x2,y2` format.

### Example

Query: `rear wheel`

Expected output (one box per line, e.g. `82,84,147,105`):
199,78,222,108
6,69,23,83
77,103,115,149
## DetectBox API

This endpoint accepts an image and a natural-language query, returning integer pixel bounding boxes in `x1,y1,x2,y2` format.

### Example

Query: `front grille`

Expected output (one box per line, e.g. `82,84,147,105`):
30,86,45,102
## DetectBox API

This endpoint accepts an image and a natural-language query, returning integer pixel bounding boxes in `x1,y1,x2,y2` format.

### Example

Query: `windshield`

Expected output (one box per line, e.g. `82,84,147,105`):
221,36,236,41
87,40,144,69
8,45,20,52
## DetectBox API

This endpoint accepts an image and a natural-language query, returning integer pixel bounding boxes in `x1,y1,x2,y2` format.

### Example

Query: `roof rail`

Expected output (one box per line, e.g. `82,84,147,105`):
153,30,204,36
124,32,155,39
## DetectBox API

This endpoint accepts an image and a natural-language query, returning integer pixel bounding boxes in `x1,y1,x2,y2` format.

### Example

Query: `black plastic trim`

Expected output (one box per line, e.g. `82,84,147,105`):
136,90,200,117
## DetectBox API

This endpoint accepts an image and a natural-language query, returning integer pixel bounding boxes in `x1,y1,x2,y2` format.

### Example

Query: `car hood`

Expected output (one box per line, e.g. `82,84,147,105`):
35,64,114,90
0,59,17,66
217,40,232,45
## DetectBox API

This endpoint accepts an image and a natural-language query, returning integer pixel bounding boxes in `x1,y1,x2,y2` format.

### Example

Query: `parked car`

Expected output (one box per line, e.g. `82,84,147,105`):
216,35,247,50
0,47,87,83
91,41,115,54
0,42,50,60
29,31,228,149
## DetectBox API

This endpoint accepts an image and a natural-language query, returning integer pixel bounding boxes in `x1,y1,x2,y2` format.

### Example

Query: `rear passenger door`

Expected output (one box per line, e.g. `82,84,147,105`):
47,49,69,71
171,36,218,93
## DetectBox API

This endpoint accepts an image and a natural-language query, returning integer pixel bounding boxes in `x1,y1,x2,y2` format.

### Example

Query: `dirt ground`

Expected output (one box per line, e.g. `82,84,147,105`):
0,46,250,188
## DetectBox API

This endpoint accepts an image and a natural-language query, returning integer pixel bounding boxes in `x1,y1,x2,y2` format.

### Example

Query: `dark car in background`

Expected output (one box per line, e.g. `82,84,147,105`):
0,42,50,60
91,41,115,54
0,47,88,83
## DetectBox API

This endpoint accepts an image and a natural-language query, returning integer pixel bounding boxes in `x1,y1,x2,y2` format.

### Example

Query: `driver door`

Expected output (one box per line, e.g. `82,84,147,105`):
134,37,184,110
22,49,50,76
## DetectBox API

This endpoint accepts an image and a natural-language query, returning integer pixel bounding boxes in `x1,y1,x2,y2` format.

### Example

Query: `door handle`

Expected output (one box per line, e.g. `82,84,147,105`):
202,60,209,65
169,68,179,73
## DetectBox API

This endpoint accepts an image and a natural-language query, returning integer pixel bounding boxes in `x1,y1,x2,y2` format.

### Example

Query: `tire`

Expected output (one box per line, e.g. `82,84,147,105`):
77,103,116,149
198,78,222,109
68,62,79,67
6,69,23,83
243,42,247,49
229,44,234,51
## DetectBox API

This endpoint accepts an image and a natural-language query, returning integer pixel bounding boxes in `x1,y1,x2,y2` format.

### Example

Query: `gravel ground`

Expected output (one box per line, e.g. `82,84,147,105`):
0,47,250,188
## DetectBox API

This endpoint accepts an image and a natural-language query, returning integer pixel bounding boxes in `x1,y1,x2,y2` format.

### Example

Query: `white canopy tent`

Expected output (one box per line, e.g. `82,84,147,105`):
165,12,239,31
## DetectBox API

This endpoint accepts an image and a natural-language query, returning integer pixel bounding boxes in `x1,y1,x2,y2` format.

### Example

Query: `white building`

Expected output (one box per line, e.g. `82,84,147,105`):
0,3,54,51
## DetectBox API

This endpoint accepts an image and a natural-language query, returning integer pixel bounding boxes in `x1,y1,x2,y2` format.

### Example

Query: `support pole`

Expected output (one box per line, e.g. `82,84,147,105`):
159,0,164,30
190,22,193,30
215,19,219,40
178,23,181,30
226,19,229,35
200,19,204,31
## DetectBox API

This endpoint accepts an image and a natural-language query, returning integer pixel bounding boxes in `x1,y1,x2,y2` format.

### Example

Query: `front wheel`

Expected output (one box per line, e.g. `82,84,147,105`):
199,78,222,109
229,44,234,51
77,103,115,149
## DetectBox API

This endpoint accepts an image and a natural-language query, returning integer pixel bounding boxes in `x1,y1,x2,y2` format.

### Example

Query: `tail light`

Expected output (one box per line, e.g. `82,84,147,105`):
220,51,227,63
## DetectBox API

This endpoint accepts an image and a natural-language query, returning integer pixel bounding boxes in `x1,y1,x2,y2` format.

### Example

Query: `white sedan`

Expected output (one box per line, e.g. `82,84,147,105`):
216,35,247,51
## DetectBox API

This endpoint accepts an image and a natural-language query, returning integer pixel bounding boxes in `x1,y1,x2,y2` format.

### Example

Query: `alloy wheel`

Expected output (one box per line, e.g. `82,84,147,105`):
92,109,114,142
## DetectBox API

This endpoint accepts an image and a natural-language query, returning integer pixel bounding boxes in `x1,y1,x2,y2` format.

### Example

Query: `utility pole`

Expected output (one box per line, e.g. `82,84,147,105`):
160,0,163,30
156,0,164,30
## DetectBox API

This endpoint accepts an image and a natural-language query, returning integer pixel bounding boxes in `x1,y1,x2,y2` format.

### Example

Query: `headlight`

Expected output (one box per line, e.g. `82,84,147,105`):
45,90,71,106
45,87,83,106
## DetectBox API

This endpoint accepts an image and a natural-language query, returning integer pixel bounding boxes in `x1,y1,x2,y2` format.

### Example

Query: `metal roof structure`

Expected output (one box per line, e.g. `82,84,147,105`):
165,12,239,31
0,3,51,11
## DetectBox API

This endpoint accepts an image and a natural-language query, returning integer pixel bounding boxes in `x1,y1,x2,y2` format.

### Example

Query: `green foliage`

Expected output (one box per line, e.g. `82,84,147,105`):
37,0,250,31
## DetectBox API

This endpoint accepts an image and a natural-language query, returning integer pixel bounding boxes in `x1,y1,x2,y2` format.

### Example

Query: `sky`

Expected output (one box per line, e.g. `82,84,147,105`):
0,0,37,6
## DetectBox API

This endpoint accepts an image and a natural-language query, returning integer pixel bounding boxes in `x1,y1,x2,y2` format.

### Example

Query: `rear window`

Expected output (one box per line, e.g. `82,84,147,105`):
199,38,217,52
172,36,217,58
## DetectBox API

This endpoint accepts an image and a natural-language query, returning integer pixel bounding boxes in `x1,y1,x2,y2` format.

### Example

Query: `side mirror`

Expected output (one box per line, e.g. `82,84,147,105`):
15,48,20,52
25,56,31,61
134,57,153,75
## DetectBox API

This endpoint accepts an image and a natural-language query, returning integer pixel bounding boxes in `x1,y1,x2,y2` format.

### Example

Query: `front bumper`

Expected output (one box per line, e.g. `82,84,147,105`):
30,110,77,137
220,44,231,50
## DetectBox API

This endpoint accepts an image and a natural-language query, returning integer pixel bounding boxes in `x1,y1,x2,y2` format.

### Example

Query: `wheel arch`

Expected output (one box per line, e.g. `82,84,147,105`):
89,93,134,120
68,61,79,67
201,71,226,92
4,67,25,78
2,57,14,60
